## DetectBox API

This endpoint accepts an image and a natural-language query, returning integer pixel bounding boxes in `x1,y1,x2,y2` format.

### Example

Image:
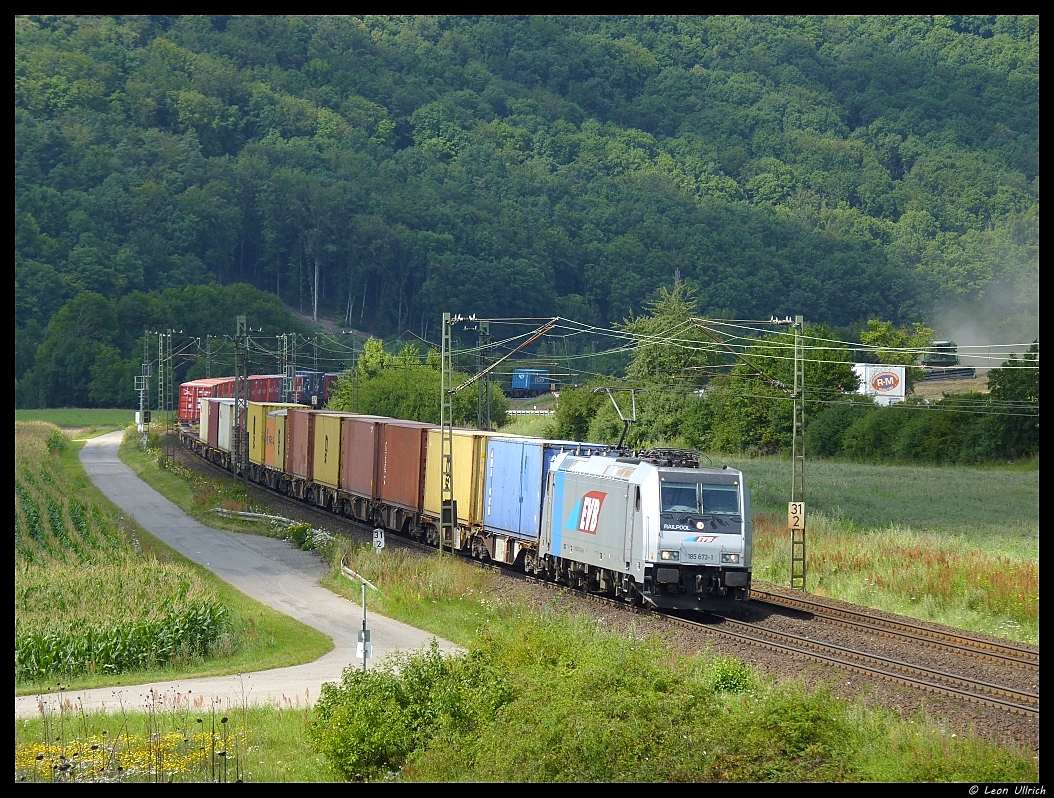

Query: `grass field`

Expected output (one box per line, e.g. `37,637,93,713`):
713,454,1040,642
15,408,139,428
721,454,1039,560
14,422,332,695
15,699,336,783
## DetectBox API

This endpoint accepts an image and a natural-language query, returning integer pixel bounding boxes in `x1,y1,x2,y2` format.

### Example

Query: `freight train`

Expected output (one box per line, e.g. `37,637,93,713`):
178,389,753,610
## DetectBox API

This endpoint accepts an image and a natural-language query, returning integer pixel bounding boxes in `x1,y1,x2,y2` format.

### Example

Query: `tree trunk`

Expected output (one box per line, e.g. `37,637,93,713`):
313,254,320,322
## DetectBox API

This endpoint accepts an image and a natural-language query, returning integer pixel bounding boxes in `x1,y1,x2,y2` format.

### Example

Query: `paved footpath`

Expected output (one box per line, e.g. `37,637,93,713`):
15,431,454,719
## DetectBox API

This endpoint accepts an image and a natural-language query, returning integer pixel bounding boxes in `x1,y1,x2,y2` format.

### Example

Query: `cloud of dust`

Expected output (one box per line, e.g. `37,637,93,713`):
931,273,1038,372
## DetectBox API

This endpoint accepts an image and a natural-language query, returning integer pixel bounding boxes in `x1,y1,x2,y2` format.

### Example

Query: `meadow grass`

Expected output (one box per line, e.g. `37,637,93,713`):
720,454,1039,560
15,408,138,428
14,421,332,694
715,453,1039,642
497,414,553,437
752,512,1039,644
15,696,336,783
310,613,1038,783
321,542,505,647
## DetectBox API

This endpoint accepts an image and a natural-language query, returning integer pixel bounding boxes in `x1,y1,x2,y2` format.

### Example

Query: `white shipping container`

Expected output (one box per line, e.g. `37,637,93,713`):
199,397,210,443
853,364,906,406
218,401,235,452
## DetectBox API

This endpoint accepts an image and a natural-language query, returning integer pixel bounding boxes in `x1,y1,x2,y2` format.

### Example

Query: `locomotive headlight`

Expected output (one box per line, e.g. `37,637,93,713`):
721,553,739,564
660,550,679,561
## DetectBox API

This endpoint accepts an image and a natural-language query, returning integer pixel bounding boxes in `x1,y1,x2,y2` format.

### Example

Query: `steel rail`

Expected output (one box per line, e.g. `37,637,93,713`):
749,588,1039,670
662,612,1038,718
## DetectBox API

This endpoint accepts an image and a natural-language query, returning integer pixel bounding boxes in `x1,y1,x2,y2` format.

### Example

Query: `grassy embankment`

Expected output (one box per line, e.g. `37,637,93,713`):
719,454,1039,644
96,437,1039,782
14,421,331,696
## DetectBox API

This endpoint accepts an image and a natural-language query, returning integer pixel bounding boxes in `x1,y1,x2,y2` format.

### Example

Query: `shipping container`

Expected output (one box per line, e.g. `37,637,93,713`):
271,410,289,471
217,400,237,453
248,402,303,464
424,428,497,526
340,415,387,499
286,409,317,479
199,396,211,443
314,412,359,488
323,372,342,405
379,420,433,511
206,398,230,448
484,439,613,540
179,378,236,422
214,377,235,399
248,375,283,404
265,412,277,468
292,371,325,407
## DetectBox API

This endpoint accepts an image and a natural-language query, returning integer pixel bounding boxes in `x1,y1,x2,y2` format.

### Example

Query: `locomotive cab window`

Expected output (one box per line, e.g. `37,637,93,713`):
661,482,699,513
701,484,740,515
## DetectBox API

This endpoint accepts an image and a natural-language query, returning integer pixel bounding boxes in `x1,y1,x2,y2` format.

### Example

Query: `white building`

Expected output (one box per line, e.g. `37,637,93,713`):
853,364,906,406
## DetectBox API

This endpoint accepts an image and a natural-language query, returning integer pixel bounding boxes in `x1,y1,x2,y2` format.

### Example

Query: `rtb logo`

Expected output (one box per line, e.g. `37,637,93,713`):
565,491,607,534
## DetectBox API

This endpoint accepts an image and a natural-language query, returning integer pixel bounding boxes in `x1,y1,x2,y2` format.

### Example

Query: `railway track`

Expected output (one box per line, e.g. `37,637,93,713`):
749,588,1039,671
663,612,1038,718
171,435,1039,721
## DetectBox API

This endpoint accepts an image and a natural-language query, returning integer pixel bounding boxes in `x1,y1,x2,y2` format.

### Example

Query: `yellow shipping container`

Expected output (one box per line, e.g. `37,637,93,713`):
423,428,498,526
272,410,289,471
248,402,302,464
312,412,353,489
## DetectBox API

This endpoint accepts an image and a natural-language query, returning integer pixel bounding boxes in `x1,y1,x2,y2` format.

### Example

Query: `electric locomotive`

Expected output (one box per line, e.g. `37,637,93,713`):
532,449,752,609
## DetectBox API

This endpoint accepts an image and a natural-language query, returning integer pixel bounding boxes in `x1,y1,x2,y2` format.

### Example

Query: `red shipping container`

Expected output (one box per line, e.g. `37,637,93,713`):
179,382,209,422
340,416,388,499
214,378,235,398
248,375,283,403
286,409,317,479
178,378,237,421
323,373,342,405
207,398,224,447
379,420,434,512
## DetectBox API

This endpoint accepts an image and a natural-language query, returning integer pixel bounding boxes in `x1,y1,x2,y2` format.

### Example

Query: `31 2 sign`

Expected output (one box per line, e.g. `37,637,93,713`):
788,502,806,530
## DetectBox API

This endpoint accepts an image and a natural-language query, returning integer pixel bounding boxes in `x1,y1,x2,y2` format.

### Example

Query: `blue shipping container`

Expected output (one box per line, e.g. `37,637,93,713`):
292,371,325,406
484,438,613,540
511,369,549,392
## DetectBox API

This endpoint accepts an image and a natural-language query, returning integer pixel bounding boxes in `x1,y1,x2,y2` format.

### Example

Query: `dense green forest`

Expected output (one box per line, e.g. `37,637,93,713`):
15,16,1039,410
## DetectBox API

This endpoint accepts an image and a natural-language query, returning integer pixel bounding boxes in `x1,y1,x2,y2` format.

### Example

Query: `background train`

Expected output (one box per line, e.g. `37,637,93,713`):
920,340,976,380
178,388,753,610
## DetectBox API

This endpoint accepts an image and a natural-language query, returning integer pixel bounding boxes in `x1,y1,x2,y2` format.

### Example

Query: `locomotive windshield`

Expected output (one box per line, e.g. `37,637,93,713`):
661,483,699,513
661,481,742,515
702,484,740,514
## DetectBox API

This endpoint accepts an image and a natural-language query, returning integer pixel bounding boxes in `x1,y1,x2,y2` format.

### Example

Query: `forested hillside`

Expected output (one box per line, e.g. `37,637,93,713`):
16,15,1038,345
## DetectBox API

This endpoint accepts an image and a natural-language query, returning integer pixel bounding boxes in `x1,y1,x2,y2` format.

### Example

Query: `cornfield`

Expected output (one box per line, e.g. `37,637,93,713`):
14,422,231,682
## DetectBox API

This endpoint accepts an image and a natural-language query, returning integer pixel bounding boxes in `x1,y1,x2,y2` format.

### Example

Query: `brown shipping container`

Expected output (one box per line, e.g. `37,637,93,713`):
380,420,434,511
340,416,387,499
286,409,317,479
